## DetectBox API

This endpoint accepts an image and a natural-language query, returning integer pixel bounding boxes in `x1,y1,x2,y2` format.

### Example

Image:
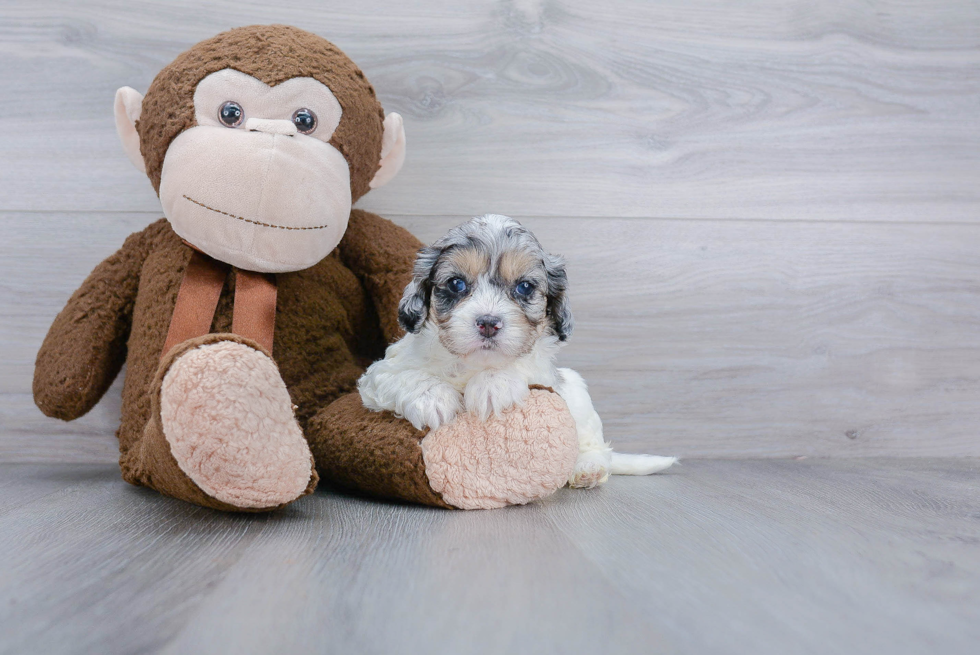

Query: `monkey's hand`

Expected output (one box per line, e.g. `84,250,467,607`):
33,227,150,421
338,209,424,345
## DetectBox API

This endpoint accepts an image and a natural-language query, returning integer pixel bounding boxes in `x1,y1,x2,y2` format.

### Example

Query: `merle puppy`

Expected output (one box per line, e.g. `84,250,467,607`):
358,214,676,488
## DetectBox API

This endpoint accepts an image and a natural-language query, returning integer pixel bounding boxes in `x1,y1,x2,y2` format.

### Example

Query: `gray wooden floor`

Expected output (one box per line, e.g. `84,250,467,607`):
0,459,977,655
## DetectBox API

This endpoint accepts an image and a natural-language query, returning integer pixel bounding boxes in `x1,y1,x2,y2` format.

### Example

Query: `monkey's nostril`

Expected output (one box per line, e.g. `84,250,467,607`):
476,315,503,337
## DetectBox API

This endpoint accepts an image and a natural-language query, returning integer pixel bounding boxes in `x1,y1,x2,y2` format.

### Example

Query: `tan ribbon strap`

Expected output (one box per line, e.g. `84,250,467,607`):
162,250,229,358
232,269,278,355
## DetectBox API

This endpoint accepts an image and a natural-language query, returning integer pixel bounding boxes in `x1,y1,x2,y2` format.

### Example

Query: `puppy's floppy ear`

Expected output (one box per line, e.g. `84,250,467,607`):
544,253,573,341
398,245,441,333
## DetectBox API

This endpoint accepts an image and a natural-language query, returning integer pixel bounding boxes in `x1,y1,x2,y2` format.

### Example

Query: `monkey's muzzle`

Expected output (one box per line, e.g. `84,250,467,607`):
159,126,352,273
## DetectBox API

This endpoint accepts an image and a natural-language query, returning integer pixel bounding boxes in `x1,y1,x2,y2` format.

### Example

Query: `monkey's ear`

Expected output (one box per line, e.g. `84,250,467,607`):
114,87,146,174
369,112,406,189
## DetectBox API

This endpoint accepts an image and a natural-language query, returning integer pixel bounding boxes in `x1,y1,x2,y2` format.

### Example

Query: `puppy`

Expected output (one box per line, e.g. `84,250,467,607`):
358,214,676,488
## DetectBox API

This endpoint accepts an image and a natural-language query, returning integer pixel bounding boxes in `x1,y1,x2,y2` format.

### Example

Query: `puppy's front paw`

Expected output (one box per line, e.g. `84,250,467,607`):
569,450,612,489
464,370,529,421
402,382,463,431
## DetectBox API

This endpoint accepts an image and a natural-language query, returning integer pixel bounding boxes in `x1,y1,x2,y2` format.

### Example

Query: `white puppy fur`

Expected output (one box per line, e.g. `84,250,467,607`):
358,214,676,488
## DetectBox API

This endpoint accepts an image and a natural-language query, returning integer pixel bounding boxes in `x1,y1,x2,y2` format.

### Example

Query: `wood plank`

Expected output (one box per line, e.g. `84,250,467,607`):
0,463,114,515
160,489,665,654
0,460,978,654
0,464,665,654
5,212,980,460
543,458,980,654
404,215,980,457
0,1,977,220
0,466,279,654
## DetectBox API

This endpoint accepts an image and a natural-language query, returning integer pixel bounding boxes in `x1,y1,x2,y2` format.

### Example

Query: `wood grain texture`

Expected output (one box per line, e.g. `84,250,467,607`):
3,2,980,460
2,6,978,651
402,215,980,457
5,212,980,460
0,0,978,220
0,459,978,654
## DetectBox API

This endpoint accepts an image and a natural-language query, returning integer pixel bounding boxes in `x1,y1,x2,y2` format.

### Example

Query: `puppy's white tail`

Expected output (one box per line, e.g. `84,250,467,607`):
610,453,678,476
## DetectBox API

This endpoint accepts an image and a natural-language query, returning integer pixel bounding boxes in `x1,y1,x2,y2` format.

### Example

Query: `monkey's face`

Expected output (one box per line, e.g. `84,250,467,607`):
114,25,407,273
158,70,351,273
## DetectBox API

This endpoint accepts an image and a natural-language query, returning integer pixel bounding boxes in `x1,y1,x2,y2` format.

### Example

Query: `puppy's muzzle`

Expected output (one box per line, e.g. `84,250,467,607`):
476,315,503,338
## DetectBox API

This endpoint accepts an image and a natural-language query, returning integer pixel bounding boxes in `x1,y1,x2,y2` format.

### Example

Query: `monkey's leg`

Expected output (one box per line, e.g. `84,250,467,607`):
306,388,578,510
123,333,317,511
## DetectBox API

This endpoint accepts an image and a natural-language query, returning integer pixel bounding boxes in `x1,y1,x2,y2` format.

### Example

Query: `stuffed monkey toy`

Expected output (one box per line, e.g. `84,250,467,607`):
33,25,578,512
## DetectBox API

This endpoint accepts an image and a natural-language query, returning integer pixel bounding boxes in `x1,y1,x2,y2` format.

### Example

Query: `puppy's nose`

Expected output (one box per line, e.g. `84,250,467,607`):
476,315,503,338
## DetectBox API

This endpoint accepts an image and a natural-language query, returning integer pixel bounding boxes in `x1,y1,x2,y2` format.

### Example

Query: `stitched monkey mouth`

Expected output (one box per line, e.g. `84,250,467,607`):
182,194,331,231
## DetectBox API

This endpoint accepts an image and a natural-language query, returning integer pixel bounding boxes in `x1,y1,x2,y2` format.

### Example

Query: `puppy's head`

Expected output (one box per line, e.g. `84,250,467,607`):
399,214,572,360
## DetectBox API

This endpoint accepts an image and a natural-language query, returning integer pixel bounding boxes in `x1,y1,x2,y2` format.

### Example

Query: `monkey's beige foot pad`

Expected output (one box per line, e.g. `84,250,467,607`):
159,337,313,509
308,388,578,510
421,390,579,509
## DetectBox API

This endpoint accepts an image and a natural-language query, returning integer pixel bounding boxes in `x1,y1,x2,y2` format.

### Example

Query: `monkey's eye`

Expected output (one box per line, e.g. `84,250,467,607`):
447,278,468,294
292,108,318,134
218,101,244,127
515,281,535,298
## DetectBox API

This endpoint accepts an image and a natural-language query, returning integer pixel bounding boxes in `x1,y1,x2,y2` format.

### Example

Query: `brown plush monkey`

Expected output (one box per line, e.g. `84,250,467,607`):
33,25,577,512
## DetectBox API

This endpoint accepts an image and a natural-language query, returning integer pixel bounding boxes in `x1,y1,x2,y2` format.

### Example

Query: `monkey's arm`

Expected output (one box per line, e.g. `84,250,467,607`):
338,209,423,344
33,229,150,420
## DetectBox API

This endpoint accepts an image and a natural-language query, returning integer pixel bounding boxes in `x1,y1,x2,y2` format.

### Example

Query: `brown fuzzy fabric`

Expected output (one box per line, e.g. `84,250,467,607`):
307,393,454,509
35,25,577,513
34,25,427,511
308,388,580,510
137,25,385,200
33,230,150,420
34,210,422,507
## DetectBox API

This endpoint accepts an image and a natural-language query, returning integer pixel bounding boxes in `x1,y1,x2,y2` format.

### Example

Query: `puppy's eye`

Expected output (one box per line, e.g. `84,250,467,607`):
218,101,244,127
515,281,535,298
292,108,318,134
447,278,468,294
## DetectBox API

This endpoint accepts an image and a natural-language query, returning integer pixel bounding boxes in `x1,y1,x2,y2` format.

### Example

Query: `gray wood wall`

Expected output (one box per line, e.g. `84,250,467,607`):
2,0,979,462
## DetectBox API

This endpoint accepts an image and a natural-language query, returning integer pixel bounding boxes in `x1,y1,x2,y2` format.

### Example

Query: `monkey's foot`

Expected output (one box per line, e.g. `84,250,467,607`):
158,336,314,509
421,389,579,509
308,387,579,510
